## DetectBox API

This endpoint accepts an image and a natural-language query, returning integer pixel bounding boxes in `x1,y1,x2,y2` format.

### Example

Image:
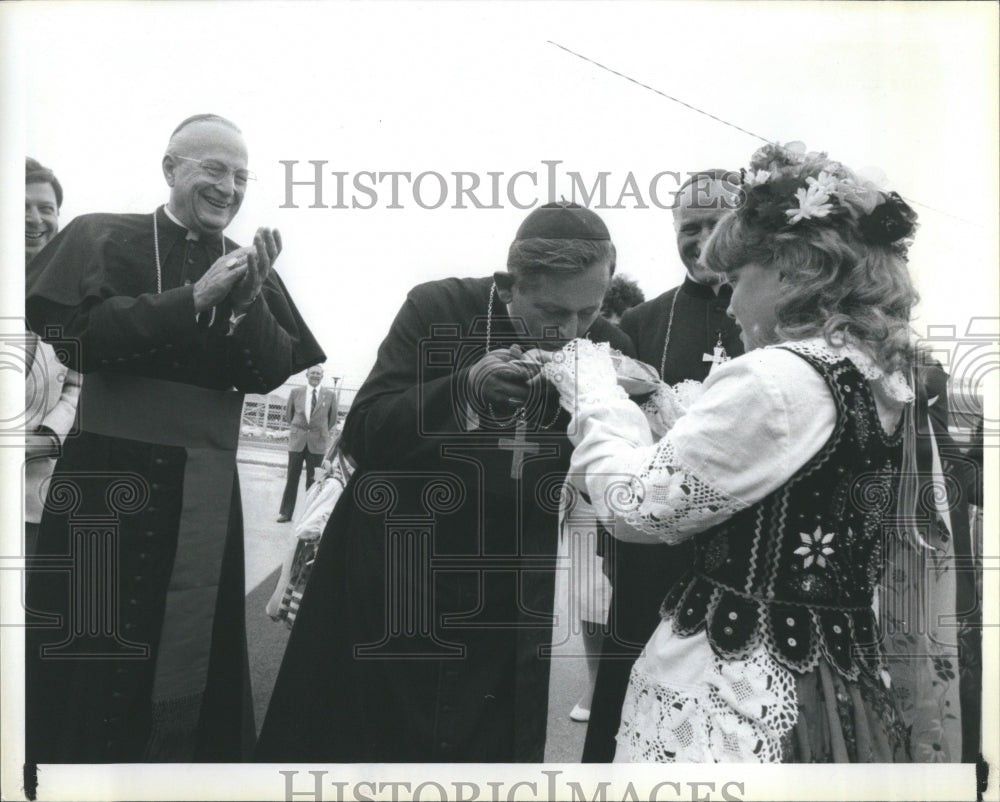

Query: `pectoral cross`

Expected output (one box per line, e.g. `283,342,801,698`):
498,420,540,479
702,333,730,374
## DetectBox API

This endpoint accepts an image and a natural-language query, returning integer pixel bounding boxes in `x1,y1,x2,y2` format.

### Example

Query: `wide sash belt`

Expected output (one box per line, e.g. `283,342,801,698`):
80,372,244,753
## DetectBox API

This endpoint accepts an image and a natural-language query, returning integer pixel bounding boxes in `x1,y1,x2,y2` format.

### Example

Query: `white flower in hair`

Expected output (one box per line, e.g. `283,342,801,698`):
807,170,840,194
786,184,834,223
743,169,772,187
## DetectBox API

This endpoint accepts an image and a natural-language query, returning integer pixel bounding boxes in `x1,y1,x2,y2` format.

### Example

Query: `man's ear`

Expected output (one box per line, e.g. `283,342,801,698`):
493,271,515,304
162,155,177,187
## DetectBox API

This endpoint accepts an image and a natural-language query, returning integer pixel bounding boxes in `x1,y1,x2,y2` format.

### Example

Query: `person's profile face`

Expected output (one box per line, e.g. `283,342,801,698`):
164,122,249,237
501,260,612,349
673,179,733,286
306,367,323,387
725,261,783,350
25,181,59,264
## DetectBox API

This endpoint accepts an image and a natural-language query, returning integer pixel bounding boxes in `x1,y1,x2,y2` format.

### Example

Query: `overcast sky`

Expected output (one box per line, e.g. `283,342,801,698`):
3,1,997,393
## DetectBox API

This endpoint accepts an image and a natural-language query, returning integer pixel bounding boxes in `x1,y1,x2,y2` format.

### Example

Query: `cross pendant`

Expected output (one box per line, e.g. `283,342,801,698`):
702,344,729,372
498,420,541,479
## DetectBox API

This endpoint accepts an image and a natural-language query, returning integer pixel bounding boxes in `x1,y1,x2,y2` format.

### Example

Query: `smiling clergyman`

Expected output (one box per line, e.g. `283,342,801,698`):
24,114,324,763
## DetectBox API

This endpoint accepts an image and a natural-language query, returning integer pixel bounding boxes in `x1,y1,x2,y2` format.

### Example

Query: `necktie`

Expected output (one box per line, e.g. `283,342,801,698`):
312,389,318,416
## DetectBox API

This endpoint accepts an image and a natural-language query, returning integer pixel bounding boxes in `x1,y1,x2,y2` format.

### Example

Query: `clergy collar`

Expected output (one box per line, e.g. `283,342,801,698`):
681,274,732,300
162,204,233,245
161,205,202,241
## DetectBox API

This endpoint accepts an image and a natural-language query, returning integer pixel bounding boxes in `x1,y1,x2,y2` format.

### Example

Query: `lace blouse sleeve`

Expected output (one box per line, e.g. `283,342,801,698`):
565,347,837,544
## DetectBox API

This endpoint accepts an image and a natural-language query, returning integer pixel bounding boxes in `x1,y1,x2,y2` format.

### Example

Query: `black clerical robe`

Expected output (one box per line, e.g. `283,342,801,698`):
582,276,744,762
24,208,323,763
256,275,634,762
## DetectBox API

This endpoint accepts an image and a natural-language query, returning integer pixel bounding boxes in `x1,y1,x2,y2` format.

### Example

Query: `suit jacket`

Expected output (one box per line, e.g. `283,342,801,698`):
286,385,337,454
24,334,82,523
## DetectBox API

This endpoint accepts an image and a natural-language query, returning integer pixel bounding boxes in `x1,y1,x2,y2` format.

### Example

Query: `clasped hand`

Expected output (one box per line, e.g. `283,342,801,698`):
192,227,282,314
467,344,556,411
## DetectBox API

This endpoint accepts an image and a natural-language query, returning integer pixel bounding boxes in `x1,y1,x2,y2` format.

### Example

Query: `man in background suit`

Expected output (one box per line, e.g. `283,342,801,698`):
277,364,338,522
24,157,82,555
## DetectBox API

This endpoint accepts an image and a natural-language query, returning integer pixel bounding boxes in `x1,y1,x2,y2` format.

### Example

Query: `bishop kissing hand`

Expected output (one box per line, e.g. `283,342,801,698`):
467,344,545,414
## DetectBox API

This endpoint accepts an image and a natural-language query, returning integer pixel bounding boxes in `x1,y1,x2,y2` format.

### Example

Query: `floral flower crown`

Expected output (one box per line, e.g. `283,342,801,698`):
739,142,917,253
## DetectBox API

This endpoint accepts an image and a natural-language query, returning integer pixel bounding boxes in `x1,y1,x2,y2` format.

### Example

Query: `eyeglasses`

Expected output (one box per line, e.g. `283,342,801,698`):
172,156,256,185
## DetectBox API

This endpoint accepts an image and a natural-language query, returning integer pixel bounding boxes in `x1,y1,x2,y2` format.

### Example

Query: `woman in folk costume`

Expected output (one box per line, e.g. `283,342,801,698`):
542,143,940,763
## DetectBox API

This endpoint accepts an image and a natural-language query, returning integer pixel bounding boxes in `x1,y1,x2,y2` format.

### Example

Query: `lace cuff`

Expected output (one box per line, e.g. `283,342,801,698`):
612,437,749,543
617,642,798,763
545,339,628,409
641,379,705,438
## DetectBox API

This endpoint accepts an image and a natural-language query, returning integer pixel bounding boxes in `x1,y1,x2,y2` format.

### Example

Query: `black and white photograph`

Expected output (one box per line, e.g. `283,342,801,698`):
1,2,997,800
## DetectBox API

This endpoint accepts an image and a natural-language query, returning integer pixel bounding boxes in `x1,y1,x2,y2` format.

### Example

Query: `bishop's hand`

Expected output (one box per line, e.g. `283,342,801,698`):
467,344,543,413
192,246,252,313
231,227,281,313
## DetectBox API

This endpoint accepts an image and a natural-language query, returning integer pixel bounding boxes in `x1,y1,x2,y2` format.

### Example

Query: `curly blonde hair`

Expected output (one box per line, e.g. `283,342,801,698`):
703,144,919,374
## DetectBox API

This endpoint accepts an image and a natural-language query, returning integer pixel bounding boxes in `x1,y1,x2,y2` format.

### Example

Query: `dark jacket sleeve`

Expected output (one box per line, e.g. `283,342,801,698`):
26,217,206,372
223,267,326,393
26,216,324,391
342,284,471,470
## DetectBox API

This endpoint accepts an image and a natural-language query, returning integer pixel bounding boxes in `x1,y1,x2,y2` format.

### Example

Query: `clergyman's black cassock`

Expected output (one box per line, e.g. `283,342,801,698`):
256,276,634,762
582,276,744,762
24,209,324,763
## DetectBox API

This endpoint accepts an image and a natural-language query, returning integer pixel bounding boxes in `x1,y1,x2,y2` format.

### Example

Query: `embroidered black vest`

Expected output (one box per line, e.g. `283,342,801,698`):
660,346,906,680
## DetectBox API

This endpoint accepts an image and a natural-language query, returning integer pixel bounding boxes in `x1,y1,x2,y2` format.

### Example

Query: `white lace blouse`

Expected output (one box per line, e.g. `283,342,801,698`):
557,337,910,545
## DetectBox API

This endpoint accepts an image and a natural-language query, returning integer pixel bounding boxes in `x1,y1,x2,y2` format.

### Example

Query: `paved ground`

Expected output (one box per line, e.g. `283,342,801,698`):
237,449,591,762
